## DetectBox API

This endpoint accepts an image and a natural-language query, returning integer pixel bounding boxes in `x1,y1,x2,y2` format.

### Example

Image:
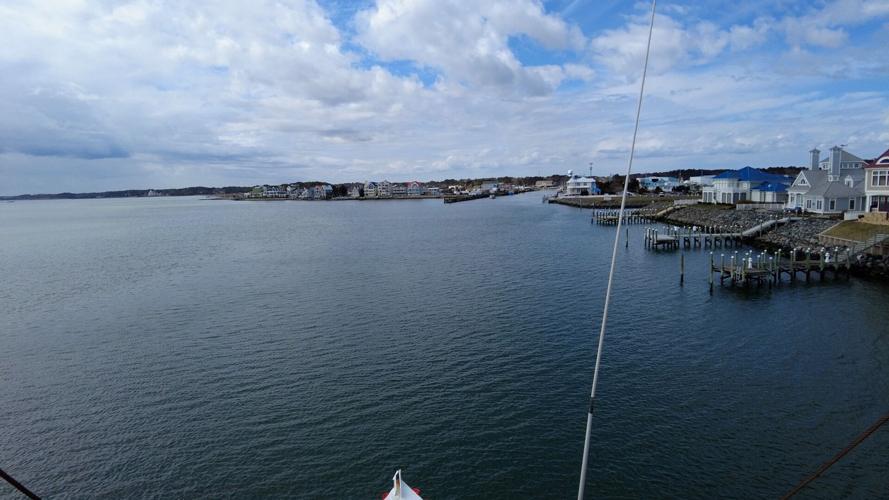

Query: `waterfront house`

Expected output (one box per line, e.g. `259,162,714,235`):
263,185,285,198
786,146,867,214
364,181,378,198
535,180,555,188
311,185,332,199
391,183,407,197
701,166,789,204
349,185,361,198
426,186,442,196
865,147,889,212
812,146,866,171
639,176,679,192
378,180,392,197
565,171,600,196
406,181,424,196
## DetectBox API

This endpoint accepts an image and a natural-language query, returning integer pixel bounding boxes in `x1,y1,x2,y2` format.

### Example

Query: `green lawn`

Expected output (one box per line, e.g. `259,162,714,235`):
822,221,889,242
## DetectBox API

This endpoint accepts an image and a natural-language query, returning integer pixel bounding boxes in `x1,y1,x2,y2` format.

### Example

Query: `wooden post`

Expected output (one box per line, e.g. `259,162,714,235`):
730,254,736,285
709,253,714,292
680,253,685,286
626,227,629,248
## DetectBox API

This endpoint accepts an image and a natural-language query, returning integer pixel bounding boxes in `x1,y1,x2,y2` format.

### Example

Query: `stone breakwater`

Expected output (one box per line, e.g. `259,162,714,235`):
660,205,779,232
756,218,839,250
660,205,840,250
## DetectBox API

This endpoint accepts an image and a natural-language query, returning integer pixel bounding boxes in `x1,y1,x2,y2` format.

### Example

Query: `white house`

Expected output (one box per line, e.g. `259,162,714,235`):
865,147,889,212
565,170,599,196
786,146,867,214
349,185,361,198
364,181,378,198
378,180,392,197
701,166,790,204
406,181,424,196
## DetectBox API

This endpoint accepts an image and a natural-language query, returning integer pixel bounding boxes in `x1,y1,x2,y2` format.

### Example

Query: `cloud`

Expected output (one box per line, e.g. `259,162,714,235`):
354,0,589,95
590,13,768,79
0,0,888,195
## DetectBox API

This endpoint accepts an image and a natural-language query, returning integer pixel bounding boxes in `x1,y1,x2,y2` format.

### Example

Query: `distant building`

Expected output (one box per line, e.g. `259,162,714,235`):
639,176,679,192
750,182,788,203
565,170,599,196
378,180,392,197
481,182,499,193
364,181,378,198
390,183,407,197
684,175,714,189
787,146,867,214
864,147,889,212
535,180,555,188
349,185,362,198
701,166,790,204
811,146,865,171
406,181,424,196
312,185,333,199
426,186,442,196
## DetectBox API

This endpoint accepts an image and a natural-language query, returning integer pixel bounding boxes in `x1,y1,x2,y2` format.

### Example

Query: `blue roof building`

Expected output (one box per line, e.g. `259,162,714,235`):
702,166,791,204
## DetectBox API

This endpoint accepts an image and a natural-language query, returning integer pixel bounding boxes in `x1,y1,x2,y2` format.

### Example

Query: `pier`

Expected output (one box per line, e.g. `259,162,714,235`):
706,248,852,288
644,227,742,249
592,209,654,225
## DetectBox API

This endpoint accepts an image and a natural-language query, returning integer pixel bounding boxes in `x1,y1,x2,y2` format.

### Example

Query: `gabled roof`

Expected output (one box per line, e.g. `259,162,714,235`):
864,148,889,168
801,168,864,198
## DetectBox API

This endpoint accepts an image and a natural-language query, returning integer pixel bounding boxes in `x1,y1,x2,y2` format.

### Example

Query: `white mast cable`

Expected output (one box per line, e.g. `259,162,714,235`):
577,1,657,499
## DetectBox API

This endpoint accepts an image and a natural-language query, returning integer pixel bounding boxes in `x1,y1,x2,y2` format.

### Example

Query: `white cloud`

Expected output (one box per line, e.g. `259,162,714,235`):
590,14,768,79
355,0,589,95
0,0,887,194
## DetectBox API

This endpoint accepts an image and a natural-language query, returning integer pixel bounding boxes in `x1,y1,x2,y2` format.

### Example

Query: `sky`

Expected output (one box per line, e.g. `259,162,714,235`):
1,0,888,194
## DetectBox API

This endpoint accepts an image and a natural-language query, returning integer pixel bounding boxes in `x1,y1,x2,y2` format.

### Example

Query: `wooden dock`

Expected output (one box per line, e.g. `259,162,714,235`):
706,248,852,288
644,227,742,249
592,209,654,225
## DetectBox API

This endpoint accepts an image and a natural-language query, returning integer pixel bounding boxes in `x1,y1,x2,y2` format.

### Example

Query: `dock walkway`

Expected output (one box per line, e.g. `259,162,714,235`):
706,249,852,287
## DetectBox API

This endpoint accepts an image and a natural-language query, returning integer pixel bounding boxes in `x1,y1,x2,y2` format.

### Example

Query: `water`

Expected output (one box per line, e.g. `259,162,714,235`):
2,194,888,499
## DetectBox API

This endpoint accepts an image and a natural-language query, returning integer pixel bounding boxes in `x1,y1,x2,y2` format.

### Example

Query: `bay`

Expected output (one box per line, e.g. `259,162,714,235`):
2,194,888,498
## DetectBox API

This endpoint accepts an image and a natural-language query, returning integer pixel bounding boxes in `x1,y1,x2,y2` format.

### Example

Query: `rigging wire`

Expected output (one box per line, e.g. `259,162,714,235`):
782,411,889,499
0,467,41,499
576,1,656,499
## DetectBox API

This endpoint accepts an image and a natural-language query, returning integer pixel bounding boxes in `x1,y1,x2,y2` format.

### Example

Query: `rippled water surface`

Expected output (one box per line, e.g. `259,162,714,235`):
2,194,888,499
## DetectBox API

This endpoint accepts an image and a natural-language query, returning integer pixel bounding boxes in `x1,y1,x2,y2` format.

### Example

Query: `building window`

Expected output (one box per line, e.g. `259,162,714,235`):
806,199,812,209
817,200,823,210
872,170,889,187
829,199,836,210
849,199,855,210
